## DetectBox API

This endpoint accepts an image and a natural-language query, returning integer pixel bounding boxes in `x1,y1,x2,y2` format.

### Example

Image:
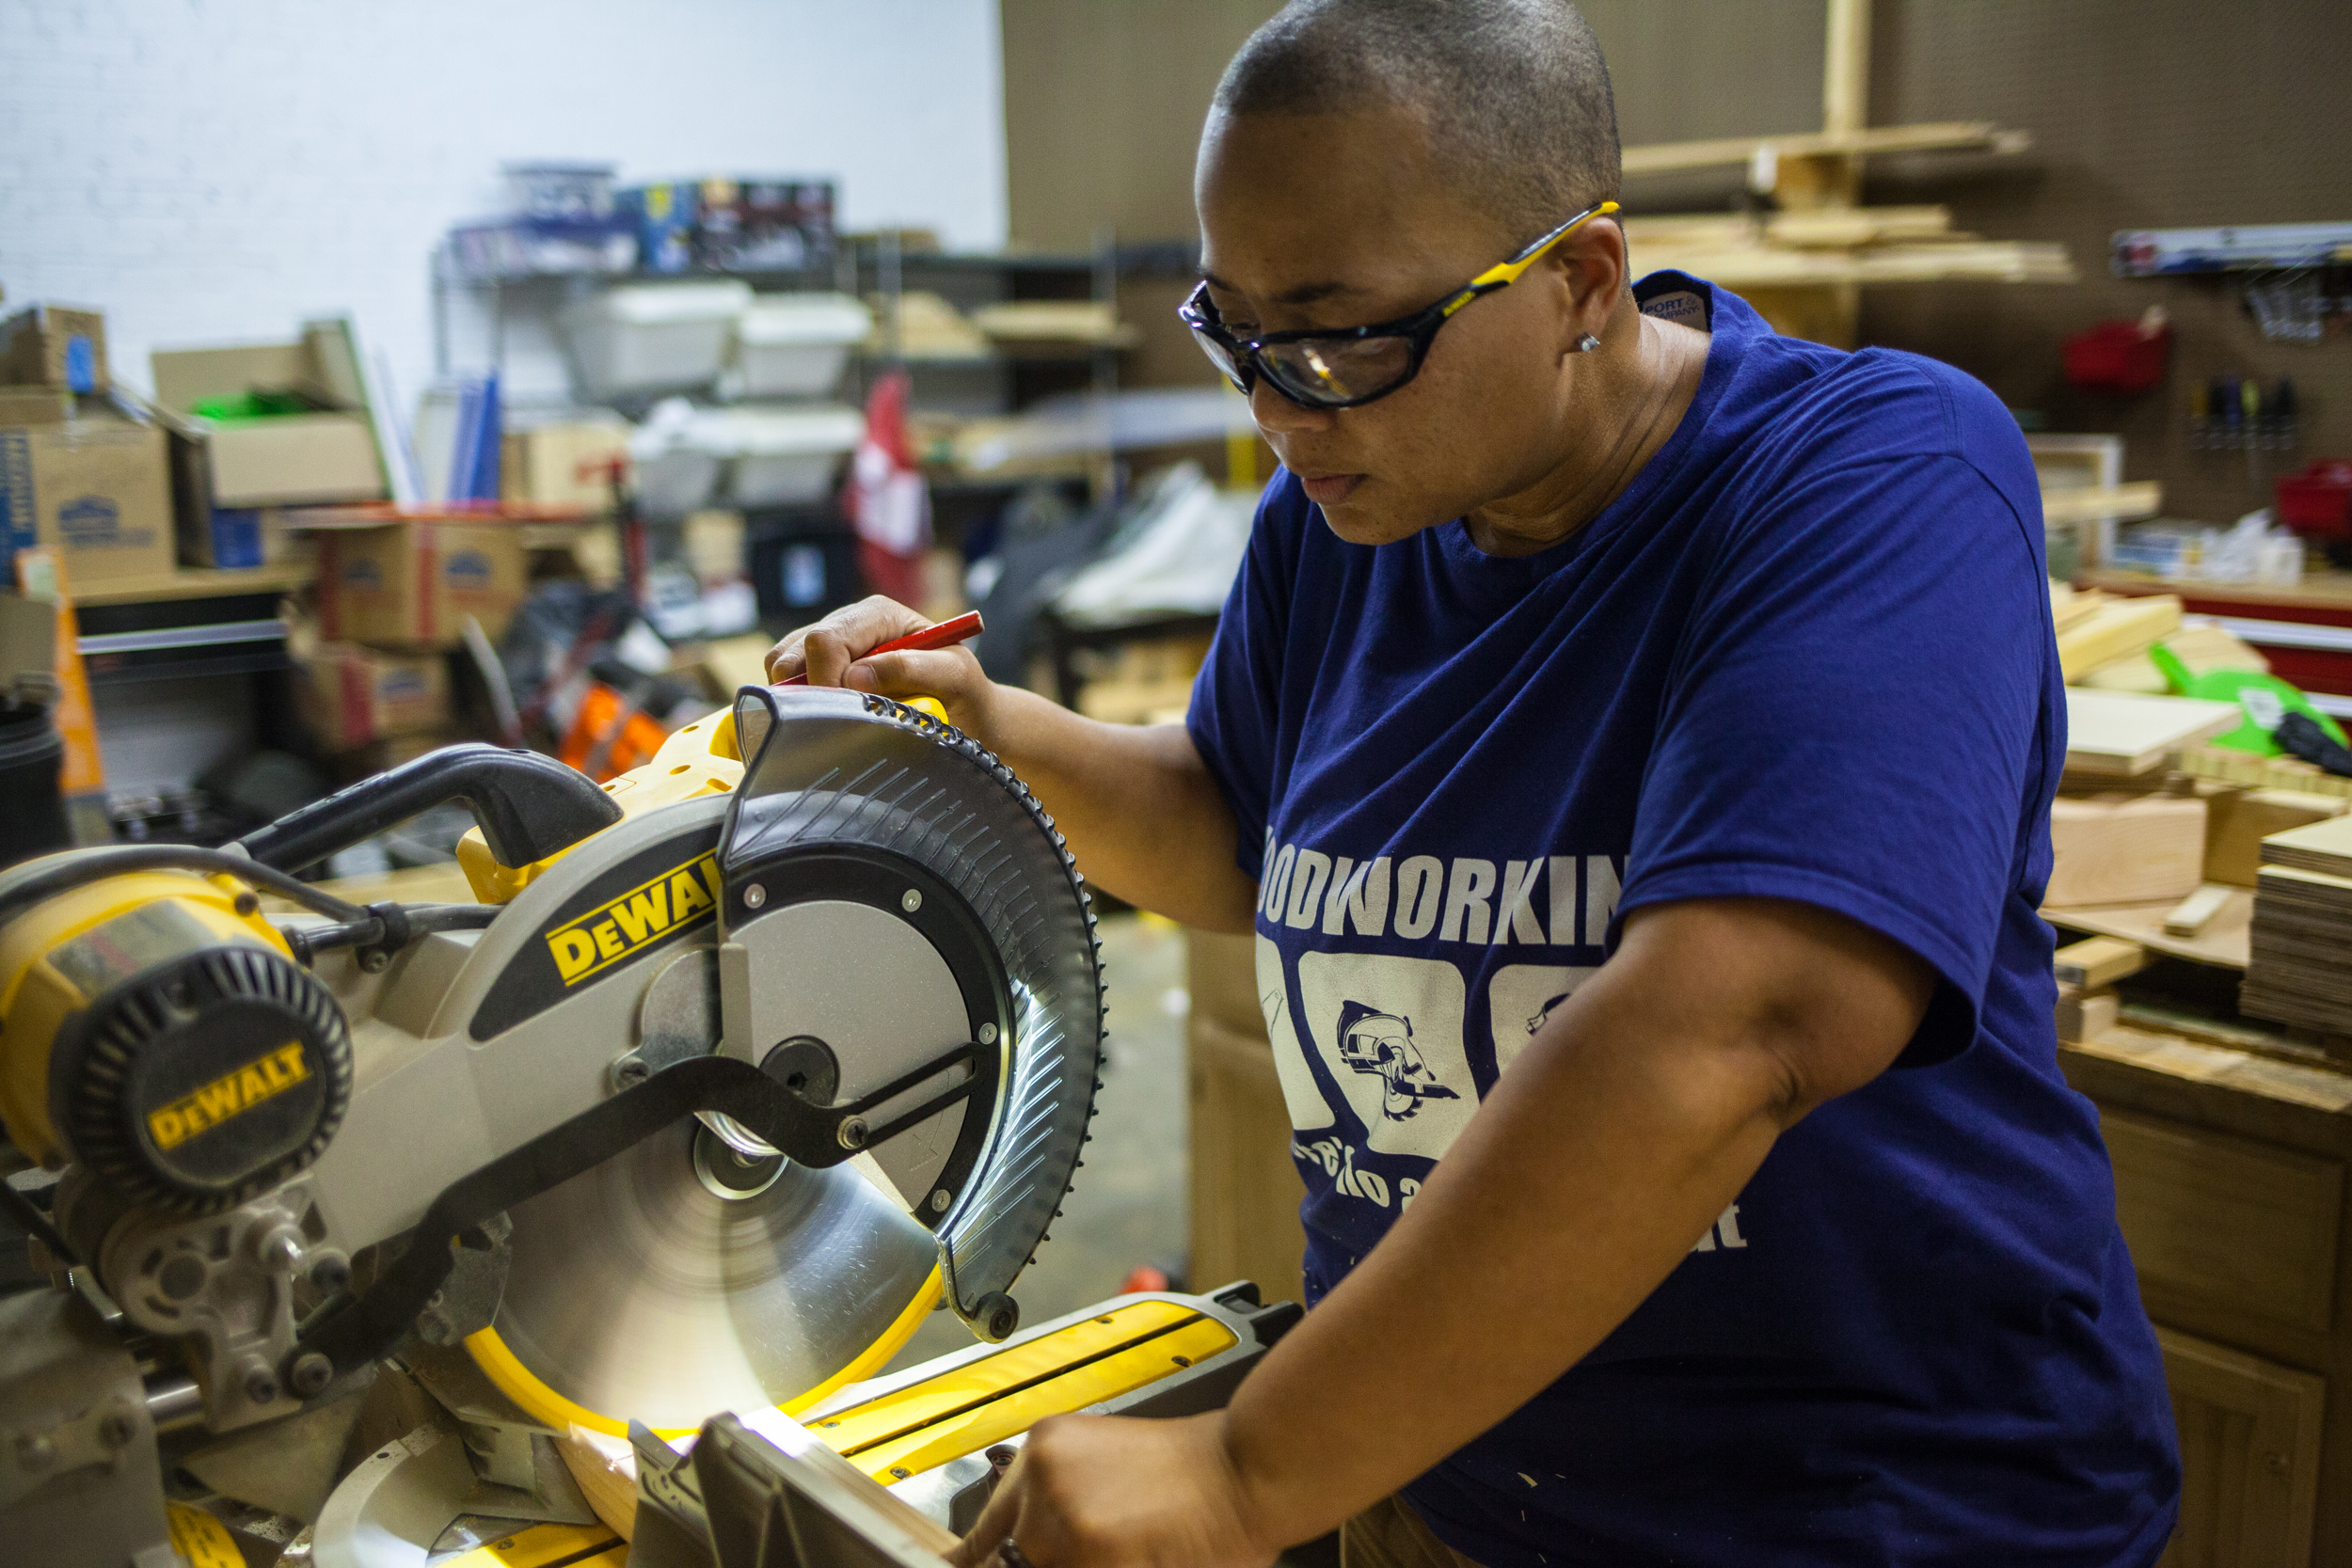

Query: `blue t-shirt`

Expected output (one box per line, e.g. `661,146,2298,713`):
1186,277,2180,1568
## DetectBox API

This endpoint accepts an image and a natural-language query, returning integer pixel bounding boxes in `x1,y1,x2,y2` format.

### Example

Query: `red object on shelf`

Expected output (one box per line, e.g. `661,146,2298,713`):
2062,317,2171,394
2278,462,2352,543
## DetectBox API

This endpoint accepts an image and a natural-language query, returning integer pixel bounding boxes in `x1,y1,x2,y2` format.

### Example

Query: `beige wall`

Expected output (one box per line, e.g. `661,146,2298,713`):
1001,0,2352,522
1001,0,1280,255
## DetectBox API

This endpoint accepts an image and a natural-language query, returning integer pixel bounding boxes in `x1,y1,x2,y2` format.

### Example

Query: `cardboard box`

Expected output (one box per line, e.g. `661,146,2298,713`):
0,388,75,427
1188,1010,1308,1310
501,420,630,512
151,326,386,508
0,414,177,586
299,641,451,752
312,516,527,648
0,305,109,392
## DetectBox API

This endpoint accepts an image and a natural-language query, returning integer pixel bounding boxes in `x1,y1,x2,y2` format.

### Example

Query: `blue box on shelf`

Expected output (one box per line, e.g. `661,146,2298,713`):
619,182,703,275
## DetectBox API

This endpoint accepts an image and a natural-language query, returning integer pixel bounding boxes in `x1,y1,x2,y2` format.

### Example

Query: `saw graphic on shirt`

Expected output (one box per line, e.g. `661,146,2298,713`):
1263,939,1751,1250
1332,999,1458,1120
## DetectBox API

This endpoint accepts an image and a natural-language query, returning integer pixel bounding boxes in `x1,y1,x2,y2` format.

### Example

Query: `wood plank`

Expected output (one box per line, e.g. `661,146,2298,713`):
2261,813,2352,878
2059,597,2185,682
2057,988,2120,1043
72,562,312,607
1821,0,1871,140
2166,883,2236,937
1620,119,2024,175
1622,206,1957,249
2064,688,2243,775
2039,482,2163,526
2049,893,2253,973
2047,794,2208,907
1629,241,2074,289
2102,1109,2344,1335
2055,934,2149,989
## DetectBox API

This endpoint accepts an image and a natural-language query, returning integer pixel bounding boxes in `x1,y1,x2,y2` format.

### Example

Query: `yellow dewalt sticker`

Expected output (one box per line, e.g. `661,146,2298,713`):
147,1042,310,1151
546,850,723,985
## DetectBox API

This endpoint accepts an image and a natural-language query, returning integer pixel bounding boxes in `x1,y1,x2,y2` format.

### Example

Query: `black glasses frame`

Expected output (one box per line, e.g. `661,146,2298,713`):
1177,199,1619,411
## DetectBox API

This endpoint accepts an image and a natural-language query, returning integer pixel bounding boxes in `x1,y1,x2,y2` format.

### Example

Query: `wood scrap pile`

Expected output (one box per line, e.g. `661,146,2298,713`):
2053,935,2142,1043
2048,581,2271,689
2240,816,2352,1039
1624,204,2074,289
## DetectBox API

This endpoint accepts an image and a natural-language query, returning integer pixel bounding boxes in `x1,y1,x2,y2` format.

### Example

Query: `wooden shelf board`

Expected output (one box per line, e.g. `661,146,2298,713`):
2080,569,2352,615
72,563,312,607
1621,119,2025,176
2046,889,2254,972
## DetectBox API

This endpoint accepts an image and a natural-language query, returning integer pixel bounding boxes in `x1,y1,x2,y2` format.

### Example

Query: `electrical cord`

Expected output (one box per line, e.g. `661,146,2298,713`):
0,845,374,928
285,902,502,962
0,847,503,965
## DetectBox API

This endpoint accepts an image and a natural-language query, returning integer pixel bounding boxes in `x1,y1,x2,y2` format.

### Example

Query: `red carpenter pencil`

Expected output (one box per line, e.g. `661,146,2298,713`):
777,610,986,685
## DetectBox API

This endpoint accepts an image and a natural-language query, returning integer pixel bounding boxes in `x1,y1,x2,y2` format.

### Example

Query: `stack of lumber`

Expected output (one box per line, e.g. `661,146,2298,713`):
2240,816,2352,1037
2078,620,2268,694
1623,204,2074,289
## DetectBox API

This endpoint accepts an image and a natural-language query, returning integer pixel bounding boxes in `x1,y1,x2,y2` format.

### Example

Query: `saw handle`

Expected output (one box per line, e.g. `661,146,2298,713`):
234,742,624,875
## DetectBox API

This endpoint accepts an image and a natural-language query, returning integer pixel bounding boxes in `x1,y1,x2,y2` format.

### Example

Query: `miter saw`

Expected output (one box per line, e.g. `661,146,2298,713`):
0,685,1295,1568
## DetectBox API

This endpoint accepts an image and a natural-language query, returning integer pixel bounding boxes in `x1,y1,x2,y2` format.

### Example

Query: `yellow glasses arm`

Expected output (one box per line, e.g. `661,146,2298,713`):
1446,200,1622,315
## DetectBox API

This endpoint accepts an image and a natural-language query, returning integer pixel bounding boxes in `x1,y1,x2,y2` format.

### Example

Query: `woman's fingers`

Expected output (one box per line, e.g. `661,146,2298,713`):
764,595,931,685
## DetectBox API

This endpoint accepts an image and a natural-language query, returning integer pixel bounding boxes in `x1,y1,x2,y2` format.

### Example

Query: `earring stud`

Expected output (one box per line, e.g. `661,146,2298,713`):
1575,332,1601,354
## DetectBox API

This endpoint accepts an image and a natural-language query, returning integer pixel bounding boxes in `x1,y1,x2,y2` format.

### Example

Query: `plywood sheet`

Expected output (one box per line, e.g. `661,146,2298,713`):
2063,689,2243,776
2047,890,2253,972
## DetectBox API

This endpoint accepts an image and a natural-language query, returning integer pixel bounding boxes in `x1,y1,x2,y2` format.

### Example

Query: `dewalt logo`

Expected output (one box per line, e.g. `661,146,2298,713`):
148,1042,310,1151
547,850,723,984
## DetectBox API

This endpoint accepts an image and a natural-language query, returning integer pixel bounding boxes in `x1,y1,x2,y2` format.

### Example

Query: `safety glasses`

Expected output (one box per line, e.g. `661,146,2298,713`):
1179,200,1619,411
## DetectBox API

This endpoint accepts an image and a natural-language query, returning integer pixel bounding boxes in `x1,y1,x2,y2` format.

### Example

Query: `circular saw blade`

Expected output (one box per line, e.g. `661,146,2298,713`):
467,689,1104,1432
468,1118,940,1435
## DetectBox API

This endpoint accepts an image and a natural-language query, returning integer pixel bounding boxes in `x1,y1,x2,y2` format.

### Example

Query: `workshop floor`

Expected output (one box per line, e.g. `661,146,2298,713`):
882,911,1192,1374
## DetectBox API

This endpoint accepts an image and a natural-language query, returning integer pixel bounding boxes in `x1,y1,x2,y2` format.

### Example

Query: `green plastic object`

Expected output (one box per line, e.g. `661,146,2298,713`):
2150,641,2347,755
188,388,317,423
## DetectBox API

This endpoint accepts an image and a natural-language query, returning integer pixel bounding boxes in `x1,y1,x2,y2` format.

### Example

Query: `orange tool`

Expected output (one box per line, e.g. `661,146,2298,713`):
778,610,985,685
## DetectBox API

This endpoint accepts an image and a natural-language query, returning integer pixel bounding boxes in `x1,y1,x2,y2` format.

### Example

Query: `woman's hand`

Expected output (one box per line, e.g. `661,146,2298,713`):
765,596,996,735
948,1412,1279,1568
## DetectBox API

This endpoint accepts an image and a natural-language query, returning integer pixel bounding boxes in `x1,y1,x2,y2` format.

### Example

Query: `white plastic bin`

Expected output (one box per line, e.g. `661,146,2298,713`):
628,400,726,518
722,406,866,508
730,293,872,400
562,280,753,398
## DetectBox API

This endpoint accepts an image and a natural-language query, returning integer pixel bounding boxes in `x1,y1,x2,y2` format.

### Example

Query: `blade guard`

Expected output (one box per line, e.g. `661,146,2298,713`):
722,686,1104,1340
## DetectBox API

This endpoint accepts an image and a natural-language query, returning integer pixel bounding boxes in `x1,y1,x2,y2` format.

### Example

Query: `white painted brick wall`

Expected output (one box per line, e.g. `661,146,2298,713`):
0,0,1007,413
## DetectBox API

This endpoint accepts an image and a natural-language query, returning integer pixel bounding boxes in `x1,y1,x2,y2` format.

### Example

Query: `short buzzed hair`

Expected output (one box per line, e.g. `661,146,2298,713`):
1212,0,1621,245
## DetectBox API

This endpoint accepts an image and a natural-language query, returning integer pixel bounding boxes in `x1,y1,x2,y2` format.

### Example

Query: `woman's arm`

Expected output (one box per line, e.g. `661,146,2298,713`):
770,597,1261,932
